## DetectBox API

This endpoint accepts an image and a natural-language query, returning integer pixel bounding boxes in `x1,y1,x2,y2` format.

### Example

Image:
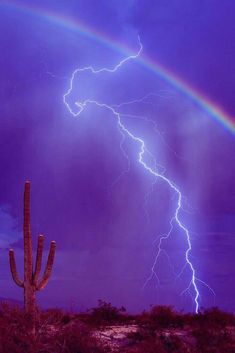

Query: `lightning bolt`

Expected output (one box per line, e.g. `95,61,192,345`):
63,37,213,314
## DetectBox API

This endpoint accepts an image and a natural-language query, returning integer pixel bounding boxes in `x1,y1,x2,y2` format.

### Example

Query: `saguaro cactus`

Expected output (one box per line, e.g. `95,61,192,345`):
9,181,56,313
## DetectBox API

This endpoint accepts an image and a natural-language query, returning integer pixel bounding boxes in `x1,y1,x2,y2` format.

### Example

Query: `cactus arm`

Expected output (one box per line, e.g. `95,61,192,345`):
36,241,56,290
33,235,44,284
24,181,33,280
9,181,57,315
9,249,24,287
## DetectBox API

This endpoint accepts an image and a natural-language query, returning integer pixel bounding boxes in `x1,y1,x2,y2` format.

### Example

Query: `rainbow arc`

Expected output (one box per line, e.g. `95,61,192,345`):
2,0,234,134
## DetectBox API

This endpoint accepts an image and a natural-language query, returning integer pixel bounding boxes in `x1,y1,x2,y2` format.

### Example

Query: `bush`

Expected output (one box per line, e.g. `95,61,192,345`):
39,308,72,325
137,305,183,330
125,336,166,353
51,323,107,353
160,334,193,353
0,303,106,353
196,307,235,328
193,326,234,353
126,334,191,353
87,300,127,326
0,303,235,352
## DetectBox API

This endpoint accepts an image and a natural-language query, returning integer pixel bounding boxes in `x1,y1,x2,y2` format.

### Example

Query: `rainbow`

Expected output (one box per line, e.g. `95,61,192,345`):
2,0,235,134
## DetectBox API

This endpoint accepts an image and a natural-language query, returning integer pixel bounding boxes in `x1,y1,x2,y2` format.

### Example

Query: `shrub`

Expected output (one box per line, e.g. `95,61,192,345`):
40,308,72,325
160,334,193,353
87,300,127,326
193,326,234,353
197,307,235,328
125,336,166,353
0,302,235,352
0,303,106,353
137,305,183,330
51,323,107,353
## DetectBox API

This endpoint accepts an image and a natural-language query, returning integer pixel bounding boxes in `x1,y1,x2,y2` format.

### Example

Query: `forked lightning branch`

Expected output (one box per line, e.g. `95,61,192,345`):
63,38,214,314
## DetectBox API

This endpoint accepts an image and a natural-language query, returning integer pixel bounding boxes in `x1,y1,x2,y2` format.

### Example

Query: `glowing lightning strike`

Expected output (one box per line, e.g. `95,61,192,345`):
63,38,202,313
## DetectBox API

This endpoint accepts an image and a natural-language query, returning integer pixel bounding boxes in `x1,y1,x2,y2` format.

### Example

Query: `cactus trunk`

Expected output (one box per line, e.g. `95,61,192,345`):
23,181,34,313
24,181,33,282
24,283,36,314
9,181,56,316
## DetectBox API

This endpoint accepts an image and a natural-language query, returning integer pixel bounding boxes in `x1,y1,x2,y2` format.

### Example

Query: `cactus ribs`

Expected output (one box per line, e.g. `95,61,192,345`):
9,181,56,313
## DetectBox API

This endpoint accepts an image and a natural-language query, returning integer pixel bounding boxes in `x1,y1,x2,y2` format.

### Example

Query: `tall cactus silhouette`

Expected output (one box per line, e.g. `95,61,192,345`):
9,181,56,313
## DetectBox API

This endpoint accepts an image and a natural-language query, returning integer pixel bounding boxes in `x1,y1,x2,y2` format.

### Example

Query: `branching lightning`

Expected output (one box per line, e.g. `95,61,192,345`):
63,37,214,314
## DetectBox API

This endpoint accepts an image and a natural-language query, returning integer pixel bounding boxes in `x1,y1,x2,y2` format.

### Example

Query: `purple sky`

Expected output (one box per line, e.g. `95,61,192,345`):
0,0,235,313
